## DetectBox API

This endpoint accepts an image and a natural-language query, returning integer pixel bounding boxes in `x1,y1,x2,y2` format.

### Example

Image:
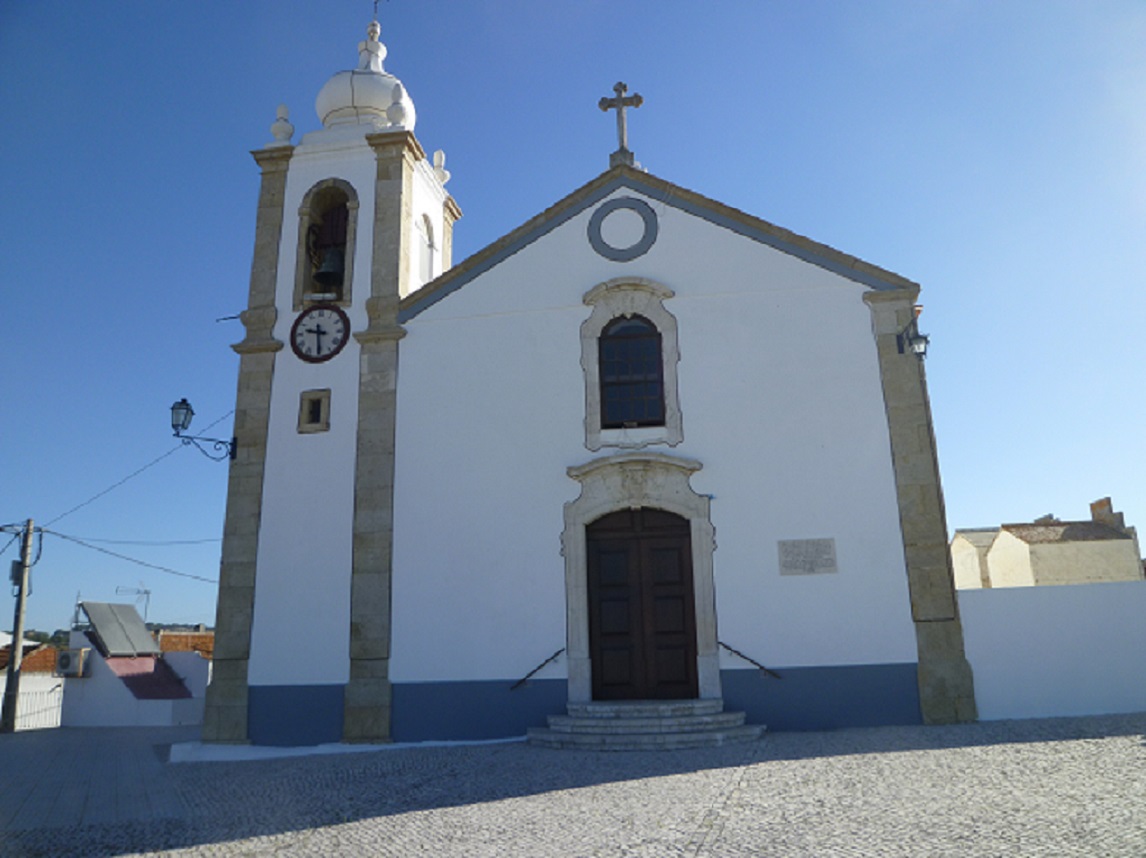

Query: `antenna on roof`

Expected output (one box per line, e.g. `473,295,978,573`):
116,584,152,623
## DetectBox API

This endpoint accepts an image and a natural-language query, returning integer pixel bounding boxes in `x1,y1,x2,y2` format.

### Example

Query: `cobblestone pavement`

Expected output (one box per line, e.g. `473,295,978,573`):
2,713,1146,857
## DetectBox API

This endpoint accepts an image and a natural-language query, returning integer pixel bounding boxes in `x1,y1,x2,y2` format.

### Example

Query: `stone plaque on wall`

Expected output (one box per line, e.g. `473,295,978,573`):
778,538,838,576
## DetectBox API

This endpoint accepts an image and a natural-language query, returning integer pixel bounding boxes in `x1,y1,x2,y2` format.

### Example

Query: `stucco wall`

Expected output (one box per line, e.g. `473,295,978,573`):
985,531,1034,587
960,581,1146,719
986,530,1142,589
248,141,376,688
166,651,211,699
950,536,985,589
60,650,203,728
1029,539,1143,586
248,135,451,691
390,188,917,687
405,156,450,294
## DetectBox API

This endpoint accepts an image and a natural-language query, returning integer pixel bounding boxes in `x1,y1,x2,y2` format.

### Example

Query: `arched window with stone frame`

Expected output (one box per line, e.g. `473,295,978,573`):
581,278,683,452
293,179,359,309
598,315,665,429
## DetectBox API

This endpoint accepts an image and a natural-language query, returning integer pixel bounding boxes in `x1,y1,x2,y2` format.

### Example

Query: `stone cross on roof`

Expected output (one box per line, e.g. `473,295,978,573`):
599,82,643,168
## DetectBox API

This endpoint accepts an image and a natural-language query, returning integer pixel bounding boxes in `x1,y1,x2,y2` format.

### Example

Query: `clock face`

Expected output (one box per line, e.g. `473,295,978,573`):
290,304,350,363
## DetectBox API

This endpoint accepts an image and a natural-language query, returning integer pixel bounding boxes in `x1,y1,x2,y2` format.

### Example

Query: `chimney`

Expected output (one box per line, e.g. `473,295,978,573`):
1090,497,1127,533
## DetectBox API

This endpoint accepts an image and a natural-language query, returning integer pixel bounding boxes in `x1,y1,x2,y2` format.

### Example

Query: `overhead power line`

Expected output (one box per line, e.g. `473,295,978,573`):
59,536,221,546
44,530,219,585
44,410,234,527
0,533,19,560
45,447,181,526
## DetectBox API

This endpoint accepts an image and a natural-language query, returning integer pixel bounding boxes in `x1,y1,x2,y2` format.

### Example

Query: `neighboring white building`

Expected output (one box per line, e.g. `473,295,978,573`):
952,498,1144,590
950,529,997,589
201,20,975,746
61,602,208,728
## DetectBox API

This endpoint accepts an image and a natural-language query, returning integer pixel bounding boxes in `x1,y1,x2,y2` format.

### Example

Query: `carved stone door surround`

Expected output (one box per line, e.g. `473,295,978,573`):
563,452,720,703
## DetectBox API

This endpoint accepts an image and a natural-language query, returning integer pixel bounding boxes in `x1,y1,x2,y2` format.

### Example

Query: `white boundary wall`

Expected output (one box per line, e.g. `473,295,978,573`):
0,674,63,731
959,581,1146,720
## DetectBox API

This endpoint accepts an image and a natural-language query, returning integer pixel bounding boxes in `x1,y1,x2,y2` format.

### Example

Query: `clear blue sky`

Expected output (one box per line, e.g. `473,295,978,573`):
2,1,1144,633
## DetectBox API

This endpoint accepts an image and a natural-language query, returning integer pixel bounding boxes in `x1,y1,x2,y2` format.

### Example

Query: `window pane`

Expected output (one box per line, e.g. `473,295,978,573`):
598,315,666,429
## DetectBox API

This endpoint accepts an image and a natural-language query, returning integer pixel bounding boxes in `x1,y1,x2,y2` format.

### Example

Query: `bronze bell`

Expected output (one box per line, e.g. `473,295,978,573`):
313,247,345,289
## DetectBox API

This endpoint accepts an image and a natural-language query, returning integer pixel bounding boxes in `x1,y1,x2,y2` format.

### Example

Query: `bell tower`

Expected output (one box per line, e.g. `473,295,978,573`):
203,21,461,745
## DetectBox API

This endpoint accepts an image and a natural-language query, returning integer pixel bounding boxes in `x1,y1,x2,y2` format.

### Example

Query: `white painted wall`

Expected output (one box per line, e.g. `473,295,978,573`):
950,530,996,590
60,651,203,728
390,188,917,684
951,536,984,589
960,581,1146,719
249,134,453,688
166,651,211,699
1029,539,1143,586
985,531,1034,587
249,140,375,687
405,157,451,295
986,530,1142,588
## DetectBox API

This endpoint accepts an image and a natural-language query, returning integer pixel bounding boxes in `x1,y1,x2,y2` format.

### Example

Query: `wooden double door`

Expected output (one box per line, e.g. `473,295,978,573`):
587,508,699,700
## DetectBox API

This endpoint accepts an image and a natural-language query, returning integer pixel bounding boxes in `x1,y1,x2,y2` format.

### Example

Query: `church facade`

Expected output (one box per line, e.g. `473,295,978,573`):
202,22,976,746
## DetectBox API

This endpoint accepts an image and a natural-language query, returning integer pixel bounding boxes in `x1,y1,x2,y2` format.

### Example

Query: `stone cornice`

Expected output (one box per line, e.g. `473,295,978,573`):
250,145,294,171
354,326,406,345
583,277,675,307
365,130,426,162
568,451,702,482
444,195,463,222
233,305,283,355
863,287,921,306
232,339,284,355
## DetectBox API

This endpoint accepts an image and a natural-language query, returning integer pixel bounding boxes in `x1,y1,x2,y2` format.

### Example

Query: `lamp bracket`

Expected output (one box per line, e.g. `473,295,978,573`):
174,431,236,461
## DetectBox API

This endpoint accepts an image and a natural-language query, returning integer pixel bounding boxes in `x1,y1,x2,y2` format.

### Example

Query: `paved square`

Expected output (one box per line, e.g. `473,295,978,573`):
2,714,1145,856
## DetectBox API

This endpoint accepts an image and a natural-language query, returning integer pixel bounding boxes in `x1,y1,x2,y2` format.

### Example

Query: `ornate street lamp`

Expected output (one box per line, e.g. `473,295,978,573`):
170,398,236,461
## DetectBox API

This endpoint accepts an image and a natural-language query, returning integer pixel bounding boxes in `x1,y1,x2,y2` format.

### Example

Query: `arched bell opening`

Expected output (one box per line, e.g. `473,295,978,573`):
293,178,360,309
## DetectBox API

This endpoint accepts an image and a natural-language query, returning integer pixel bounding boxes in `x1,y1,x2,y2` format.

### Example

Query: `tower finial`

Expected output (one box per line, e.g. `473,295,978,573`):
269,104,294,147
359,19,386,71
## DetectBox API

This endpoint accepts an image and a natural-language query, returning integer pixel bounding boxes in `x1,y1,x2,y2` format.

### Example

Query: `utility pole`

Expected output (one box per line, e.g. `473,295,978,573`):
1,519,34,733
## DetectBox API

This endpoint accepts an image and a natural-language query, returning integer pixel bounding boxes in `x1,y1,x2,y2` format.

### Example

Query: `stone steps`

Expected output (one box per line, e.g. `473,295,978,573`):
528,698,765,751
566,699,725,719
545,711,748,734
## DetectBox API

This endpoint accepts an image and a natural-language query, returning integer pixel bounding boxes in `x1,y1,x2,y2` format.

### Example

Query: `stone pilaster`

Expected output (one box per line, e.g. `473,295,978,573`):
864,289,977,725
442,196,462,270
202,145,291,743
342,132,420,742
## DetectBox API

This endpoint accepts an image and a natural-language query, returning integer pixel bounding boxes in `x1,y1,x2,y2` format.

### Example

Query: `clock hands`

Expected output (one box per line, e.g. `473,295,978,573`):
303,322,327,355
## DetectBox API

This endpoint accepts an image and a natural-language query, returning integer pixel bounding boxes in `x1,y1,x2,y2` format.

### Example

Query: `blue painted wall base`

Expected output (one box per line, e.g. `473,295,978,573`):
392,679,566,742
390,664,921,741
249,684,344,746
246,665,921,745
720,663,923,730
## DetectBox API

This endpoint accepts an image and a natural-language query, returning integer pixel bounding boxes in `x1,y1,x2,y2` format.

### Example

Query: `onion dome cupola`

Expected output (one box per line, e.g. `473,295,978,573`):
315,20,416,132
